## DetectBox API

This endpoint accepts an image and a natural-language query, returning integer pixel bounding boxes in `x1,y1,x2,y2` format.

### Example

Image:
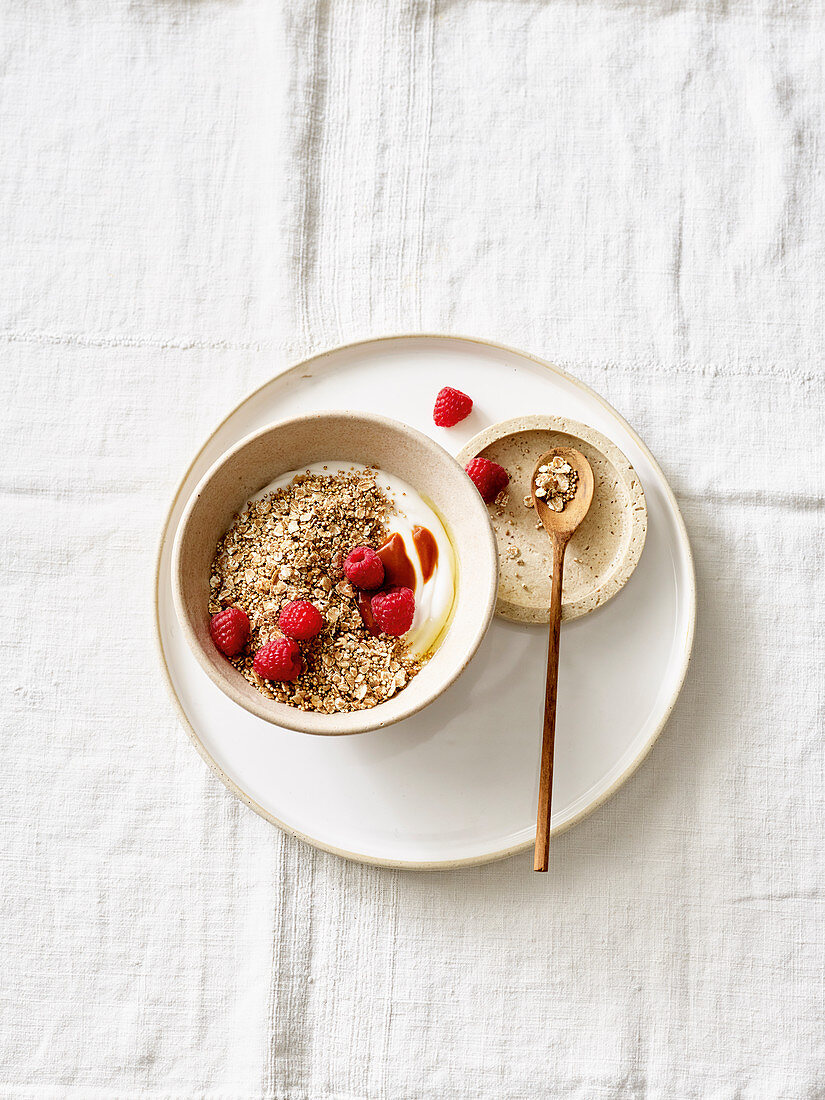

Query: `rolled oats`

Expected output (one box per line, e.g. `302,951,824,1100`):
533,461,579,512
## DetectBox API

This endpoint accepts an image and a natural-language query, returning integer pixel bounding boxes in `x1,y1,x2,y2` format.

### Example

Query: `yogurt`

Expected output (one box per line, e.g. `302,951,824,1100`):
253,462,456,658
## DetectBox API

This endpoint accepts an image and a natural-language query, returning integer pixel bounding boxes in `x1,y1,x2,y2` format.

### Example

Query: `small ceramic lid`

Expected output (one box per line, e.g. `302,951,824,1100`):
458,415,647,623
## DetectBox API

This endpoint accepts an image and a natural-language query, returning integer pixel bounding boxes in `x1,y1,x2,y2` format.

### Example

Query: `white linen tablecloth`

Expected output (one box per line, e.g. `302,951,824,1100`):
2,0,824,1096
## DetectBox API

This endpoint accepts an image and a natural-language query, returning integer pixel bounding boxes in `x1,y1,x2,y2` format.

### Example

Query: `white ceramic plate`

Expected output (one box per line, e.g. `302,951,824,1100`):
155,336,696,868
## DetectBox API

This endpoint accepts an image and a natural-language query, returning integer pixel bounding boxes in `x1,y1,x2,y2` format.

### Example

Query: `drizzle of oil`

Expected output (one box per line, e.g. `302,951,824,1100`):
377,533,416,590
412,525,438,582
414,493,459,658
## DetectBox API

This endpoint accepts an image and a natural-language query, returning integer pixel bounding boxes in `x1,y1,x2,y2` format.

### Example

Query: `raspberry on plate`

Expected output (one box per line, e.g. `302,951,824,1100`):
278,600,324,640
209,606,250,657
253,638,303,682
465,456,509,504
433,386,473,427
344,545,385,590
371,586,415,637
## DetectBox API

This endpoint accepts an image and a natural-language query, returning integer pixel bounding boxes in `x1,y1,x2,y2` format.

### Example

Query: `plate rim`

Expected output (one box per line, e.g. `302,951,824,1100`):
153,333,697,870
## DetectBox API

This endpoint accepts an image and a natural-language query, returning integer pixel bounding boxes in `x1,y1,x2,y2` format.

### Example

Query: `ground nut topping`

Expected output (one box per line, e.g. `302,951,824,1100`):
209,468,425,713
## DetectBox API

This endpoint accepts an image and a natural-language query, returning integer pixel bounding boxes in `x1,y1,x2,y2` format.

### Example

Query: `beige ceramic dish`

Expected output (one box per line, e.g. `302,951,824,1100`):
458,415,647,624
172,411,498,736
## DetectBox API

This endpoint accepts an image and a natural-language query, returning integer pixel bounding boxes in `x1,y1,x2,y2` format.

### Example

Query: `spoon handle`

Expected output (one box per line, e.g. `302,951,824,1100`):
534,536,566,871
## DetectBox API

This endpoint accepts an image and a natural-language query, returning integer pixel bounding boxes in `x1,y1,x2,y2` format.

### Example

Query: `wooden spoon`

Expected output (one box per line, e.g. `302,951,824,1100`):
531,447,595,872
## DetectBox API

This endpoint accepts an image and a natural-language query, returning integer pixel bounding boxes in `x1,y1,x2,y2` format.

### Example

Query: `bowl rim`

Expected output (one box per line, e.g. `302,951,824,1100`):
171,408,499,735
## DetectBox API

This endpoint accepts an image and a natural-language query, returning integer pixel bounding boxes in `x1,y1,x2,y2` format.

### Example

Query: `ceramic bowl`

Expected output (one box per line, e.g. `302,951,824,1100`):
457,414,647,624
172,411,498,735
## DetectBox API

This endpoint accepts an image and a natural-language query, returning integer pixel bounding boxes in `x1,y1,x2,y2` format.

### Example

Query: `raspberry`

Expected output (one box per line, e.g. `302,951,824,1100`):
344,545,385,590
465,456,509,504
433,386,473,427
278,600,324,640
209,606,250,657
252,638,303,682
370,586,415,637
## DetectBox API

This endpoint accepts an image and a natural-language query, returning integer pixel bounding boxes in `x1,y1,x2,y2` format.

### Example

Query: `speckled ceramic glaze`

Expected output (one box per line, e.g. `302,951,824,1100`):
172,411,498,735
458,415,646,623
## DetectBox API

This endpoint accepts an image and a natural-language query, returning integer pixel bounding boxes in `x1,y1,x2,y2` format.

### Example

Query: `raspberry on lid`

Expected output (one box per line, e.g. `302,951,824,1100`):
465,456,509,504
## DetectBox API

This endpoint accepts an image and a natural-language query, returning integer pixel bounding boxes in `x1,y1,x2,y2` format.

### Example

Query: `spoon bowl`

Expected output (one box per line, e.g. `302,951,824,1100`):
531,447,595,540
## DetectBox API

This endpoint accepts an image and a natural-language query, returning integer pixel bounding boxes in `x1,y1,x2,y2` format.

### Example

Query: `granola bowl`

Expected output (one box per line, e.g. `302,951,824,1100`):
171,411,498,735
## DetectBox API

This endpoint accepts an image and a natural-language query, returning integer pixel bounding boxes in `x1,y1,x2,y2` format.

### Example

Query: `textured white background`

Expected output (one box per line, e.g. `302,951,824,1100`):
2,1,824,1096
